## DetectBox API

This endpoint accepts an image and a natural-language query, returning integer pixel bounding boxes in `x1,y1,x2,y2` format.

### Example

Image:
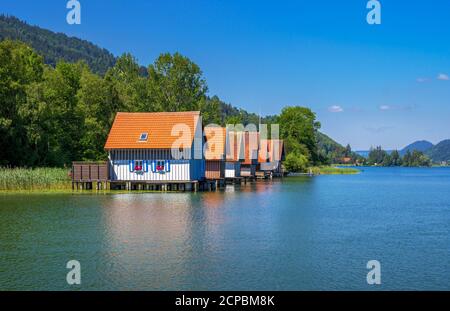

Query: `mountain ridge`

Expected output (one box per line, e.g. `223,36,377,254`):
426,140,450,162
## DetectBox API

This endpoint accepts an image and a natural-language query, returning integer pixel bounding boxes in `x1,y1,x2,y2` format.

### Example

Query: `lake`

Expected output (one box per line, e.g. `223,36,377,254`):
1,167,449,290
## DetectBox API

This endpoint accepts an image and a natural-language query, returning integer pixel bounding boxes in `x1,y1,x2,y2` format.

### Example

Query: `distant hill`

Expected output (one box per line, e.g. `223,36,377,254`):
426,140,450,162
0,15,116,75
400,140,434,156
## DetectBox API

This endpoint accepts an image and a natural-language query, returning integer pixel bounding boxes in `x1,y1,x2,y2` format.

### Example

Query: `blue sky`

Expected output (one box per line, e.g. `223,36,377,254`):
1,0,449,150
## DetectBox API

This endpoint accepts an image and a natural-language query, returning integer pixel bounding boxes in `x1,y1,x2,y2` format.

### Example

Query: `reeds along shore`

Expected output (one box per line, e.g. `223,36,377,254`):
0,167,71,191
310,166,360,175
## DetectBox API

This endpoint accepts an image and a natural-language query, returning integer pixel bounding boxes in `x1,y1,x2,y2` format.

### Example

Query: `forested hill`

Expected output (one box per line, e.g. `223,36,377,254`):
426,140,450,162
0,15,116,75
400,140,434,156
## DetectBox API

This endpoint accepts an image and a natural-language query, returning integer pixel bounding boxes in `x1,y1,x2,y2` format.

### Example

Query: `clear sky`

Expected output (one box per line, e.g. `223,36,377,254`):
1,0,449,150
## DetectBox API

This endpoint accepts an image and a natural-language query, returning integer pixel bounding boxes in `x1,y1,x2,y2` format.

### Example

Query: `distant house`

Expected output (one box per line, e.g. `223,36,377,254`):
204,126,226,180
240,131,259,177
340,157,353,164
104,111,205,182
259,139,285,176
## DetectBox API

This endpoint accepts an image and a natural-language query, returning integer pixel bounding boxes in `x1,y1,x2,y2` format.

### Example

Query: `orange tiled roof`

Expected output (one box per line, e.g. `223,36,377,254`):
204,126,226,160
104,111,201,149
225,130,243,162
242,132,259,165
258,139,270,163
269,139,284,162
259,139,284,162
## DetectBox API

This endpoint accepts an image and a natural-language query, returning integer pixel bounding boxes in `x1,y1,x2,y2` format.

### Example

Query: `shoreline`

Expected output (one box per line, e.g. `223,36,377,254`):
4,166,450,194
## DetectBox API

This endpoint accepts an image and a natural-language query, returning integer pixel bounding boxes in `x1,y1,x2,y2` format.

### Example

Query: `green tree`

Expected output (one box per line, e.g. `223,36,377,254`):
77,67,121,160
390,150,402,166
41,61,85,166
344,144,352,157
147,52,208,112
284,152,309,172
225,114,244,125
105,53,147,112
278,106,321,164
368,146,388,166
404,150,431,167
0,40,44,166
381,153,393,166
199,96,221,125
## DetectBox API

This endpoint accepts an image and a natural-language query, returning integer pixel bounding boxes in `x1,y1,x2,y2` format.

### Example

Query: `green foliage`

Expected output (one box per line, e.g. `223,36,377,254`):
310,166,360,175
390,150,402,166
0,15,116,75
0,167,71,191
316,132,363,165
284,152,309,172
402,150,432,167
279,106,321,164
368,146,388,165
368,146,431,167
0,40,44,166
426,139,450,163
147,52,208,112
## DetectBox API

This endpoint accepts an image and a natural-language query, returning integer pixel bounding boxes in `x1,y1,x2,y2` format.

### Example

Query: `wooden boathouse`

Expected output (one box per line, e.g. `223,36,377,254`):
104,111,205,190
258,139,286,178
71,111,285,191
240,131,259,179
204,126,226,181
224,130,243,180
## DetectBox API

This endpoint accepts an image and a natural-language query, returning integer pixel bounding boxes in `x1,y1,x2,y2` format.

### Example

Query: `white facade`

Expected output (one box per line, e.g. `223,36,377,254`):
225,162,241,178
108,148,205,181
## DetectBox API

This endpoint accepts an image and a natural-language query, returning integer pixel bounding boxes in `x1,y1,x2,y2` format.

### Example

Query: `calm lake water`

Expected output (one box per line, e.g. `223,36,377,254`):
1,167,449,290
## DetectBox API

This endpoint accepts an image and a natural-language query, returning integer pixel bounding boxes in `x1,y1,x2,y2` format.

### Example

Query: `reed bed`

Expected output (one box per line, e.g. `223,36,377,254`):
0,167,71,191
310,166,360,175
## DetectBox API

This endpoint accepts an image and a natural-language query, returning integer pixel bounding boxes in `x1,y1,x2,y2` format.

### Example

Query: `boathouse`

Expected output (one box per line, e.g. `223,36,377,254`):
204,126,226,180
104,111,205,189
224,130,243,178
240,131,259,178
259,139,285,176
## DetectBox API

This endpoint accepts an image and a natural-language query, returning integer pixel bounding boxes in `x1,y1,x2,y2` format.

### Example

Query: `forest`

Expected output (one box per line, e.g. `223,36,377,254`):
367,146,432,167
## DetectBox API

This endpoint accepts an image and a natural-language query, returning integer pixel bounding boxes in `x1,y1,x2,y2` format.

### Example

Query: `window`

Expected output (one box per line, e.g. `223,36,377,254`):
156,160,165,172
139,133,148,142
134,160,143,171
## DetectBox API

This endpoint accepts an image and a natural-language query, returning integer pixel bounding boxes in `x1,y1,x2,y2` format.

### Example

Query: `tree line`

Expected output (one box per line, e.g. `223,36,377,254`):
367,146,432,167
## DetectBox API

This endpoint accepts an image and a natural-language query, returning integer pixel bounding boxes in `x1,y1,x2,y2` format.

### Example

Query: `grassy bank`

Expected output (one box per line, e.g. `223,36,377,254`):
0,167,71,191
310,166,360,175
